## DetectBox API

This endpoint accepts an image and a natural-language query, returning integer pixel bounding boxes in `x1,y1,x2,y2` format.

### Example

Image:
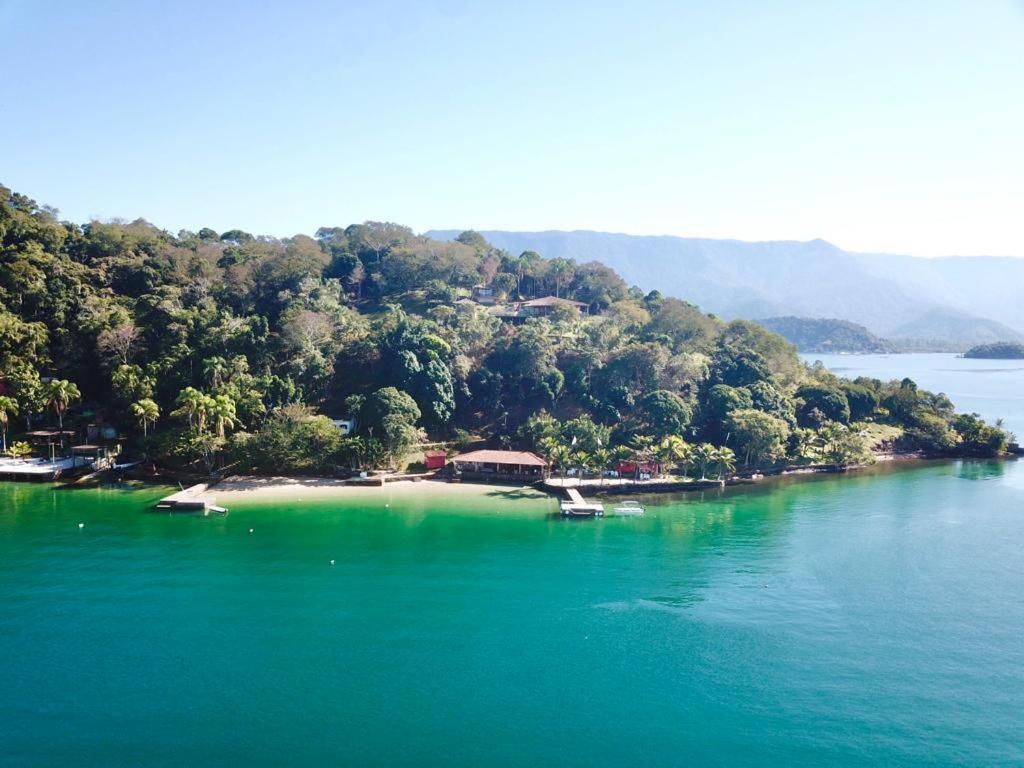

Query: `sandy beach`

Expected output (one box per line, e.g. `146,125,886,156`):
212,475,550,503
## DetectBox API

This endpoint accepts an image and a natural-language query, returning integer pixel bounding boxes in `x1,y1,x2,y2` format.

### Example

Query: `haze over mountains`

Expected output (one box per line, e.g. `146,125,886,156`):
428,230,1023,348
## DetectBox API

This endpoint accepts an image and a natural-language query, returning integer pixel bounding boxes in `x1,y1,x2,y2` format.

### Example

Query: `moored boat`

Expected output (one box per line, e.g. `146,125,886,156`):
612,500,645,516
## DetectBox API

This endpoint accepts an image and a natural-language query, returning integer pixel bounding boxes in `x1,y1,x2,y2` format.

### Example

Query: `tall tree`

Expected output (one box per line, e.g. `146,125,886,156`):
0,395,17,452
130,398,159,437
44,379,80,445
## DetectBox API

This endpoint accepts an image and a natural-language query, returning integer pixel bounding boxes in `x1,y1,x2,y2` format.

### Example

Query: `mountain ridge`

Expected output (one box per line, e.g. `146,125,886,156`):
427,229,1024,346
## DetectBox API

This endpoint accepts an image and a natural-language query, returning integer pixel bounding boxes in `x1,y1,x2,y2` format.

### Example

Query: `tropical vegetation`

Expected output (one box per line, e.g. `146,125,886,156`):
0,184,1012,478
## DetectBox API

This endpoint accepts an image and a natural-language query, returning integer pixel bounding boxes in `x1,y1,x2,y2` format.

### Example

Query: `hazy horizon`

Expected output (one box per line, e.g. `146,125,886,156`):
3,1,1023,257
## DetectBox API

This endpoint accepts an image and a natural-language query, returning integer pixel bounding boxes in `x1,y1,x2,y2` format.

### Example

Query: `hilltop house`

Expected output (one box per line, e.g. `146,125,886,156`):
472,284,497,304
491,296,590,324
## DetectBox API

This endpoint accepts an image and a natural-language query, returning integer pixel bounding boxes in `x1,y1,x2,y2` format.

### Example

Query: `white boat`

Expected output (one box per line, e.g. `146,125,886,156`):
612,500,645,516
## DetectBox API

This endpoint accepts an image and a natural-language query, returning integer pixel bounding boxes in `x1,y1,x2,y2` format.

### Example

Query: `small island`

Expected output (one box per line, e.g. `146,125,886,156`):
963,342,1024,360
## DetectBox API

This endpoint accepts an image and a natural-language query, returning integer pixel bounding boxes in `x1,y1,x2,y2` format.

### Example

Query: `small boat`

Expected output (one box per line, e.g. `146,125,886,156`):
560,500,605,517
612,500,645,516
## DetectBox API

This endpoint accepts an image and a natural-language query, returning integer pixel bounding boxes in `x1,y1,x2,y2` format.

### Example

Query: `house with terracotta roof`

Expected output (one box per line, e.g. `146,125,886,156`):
491,296,590,324
450,449,549,482
519,296,587,317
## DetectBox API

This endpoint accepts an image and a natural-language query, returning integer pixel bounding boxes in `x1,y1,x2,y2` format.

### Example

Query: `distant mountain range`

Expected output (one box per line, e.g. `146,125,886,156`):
427,230,1024,348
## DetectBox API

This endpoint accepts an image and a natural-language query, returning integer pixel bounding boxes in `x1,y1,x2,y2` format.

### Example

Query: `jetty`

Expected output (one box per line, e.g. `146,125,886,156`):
0,456,88,481
559,486,605,517
155,484,227,515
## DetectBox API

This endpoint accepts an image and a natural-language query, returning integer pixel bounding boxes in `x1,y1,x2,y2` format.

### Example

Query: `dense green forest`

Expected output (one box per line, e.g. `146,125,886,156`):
963,342,1024,359
759,317,896,354
0,184,1011,478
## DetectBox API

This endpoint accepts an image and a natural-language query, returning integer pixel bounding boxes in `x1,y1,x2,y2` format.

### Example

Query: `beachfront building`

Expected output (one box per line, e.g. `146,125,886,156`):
424,450,447,470
450,449,549,482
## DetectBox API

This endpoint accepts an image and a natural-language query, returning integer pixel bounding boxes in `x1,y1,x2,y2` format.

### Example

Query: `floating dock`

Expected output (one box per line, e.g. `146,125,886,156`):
560,487,605,517
156,484,227,514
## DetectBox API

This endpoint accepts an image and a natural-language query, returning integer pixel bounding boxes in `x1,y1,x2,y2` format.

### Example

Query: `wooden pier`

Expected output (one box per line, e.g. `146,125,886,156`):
155,484,227,514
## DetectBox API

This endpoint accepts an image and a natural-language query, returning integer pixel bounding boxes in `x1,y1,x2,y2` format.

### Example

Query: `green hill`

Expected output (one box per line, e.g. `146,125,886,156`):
758,317,896,353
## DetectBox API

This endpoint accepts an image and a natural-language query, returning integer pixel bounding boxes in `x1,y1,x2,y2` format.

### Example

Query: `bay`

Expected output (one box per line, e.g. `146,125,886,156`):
2,459,1023,766
2,353,1023,766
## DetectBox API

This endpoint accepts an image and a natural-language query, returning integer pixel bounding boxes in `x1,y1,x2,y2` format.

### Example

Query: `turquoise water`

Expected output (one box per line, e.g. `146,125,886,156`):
2,462,1023,766
3,354,1024,765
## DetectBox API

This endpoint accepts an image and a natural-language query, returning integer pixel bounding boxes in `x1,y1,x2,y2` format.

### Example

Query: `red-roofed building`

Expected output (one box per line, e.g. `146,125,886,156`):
451,449,549,481
424,450,448,470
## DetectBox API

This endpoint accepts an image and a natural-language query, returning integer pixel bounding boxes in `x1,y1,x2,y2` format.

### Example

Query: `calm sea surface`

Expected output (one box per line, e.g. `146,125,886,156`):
802,352,1024,439
2,354,1023,766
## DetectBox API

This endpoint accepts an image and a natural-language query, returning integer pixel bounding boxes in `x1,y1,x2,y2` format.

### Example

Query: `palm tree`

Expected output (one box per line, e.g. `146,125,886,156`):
44,379,80,446
592,446,613,486
711,446,736,481
0,395,18,453
693,443,716,480
656,435,689,478
547,444,573,482
677,441,696,479
130,398,160,437
173,387,207,432
574,450,593,485
202,356,228,389
210,394,237,439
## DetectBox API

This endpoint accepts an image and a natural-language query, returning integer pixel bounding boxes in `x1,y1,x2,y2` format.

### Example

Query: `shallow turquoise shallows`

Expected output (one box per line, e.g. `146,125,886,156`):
2,460,1023,766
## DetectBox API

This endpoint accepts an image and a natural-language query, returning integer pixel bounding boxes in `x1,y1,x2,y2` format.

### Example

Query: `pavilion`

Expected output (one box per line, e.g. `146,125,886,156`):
450,449,549,482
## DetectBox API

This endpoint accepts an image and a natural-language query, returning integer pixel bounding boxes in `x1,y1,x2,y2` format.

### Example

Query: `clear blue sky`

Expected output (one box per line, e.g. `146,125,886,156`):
2,1,1023,256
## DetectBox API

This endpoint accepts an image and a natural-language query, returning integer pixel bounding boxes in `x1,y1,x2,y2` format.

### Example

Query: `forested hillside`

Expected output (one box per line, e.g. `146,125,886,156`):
0,185,1009,477
759,317,896,354
429,230,1024,345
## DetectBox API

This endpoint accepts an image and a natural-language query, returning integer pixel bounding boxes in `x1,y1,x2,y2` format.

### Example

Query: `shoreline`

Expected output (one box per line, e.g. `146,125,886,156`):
203,451,1016,506
211,475,550,504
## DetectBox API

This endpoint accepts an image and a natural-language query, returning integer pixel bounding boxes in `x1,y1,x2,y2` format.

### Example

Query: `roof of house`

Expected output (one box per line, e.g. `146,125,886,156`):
452,449,548,467
520,296,587,308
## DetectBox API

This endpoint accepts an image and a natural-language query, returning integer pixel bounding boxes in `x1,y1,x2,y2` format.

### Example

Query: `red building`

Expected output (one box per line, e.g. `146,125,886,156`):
616,460,662,478
424,450,448,470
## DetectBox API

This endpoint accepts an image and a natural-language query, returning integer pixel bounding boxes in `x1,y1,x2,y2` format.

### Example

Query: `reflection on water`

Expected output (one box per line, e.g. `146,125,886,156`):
956,459,1008,481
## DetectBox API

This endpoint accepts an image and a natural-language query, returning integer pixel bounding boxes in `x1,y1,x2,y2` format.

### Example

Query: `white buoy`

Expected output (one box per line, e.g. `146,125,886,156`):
330,559,335,565
249,528,254,534
78,522,85,528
